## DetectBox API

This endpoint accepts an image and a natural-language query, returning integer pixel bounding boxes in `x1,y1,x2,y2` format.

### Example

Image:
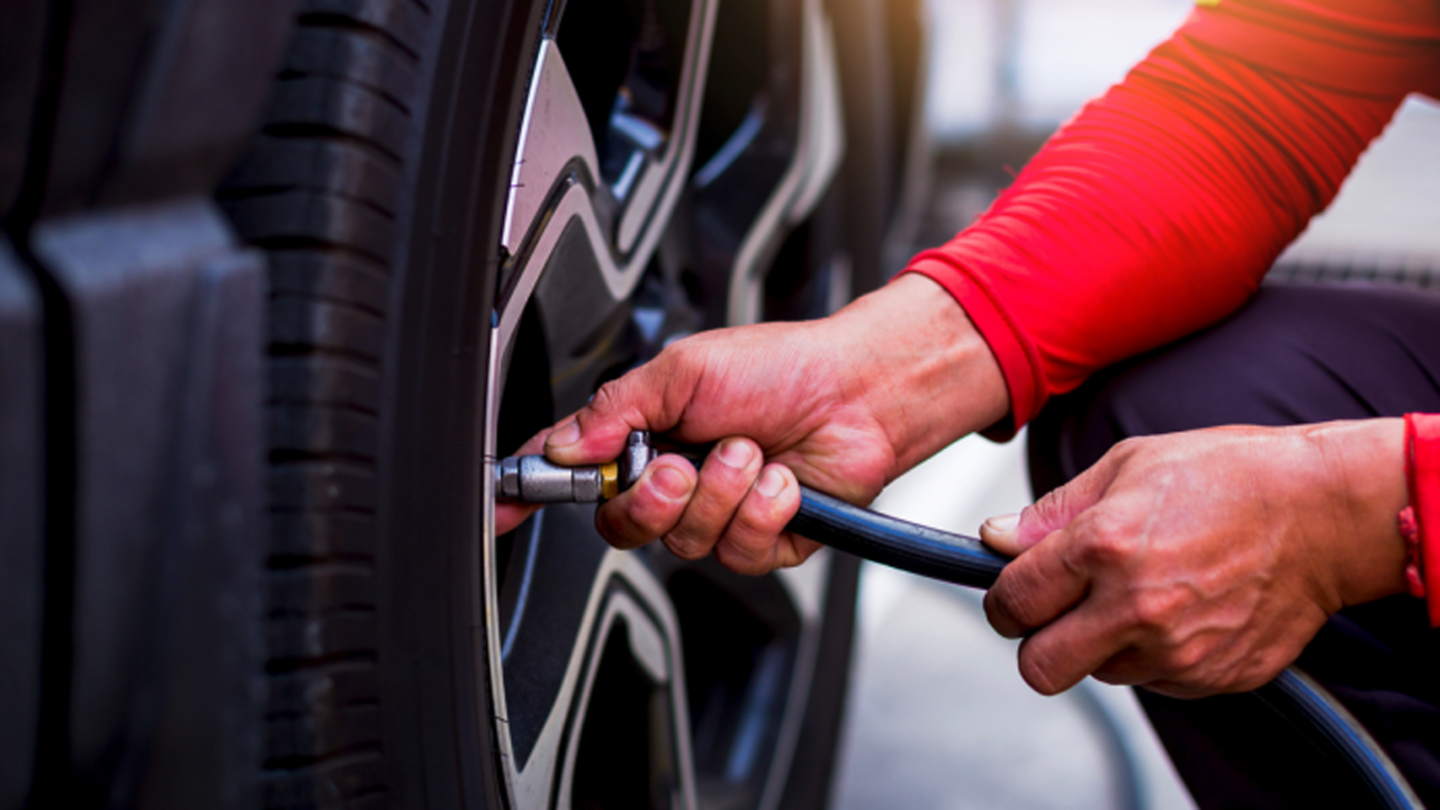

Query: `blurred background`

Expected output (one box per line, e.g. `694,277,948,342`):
831,0,1440,807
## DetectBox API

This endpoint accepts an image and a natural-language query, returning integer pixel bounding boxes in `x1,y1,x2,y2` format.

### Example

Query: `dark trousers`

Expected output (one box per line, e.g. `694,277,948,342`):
1026,283,1440,809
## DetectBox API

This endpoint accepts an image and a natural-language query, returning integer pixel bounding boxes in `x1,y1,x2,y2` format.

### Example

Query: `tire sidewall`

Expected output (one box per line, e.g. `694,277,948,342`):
375,0,548,805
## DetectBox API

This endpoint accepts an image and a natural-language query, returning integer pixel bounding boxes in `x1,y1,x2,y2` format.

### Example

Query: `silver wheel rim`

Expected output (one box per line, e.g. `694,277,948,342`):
478,0,850,804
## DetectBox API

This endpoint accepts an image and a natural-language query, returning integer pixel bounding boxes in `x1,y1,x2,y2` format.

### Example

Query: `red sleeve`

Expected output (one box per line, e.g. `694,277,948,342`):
906,0,1440,430
1408,413,1440,626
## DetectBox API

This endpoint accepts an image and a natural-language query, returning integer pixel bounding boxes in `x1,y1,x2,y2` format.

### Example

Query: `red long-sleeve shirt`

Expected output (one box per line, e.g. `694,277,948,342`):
906,0,1440,614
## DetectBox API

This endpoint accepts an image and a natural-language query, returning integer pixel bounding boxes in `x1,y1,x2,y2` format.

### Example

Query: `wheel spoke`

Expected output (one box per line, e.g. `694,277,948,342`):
648,552,830,810
504,547,699,810
688,0,846,327
495,505,610,766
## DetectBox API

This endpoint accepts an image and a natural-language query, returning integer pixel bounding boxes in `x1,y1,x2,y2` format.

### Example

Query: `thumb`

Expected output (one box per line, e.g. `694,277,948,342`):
979,512,1024,557
980,459,1113,556
544,351,696,465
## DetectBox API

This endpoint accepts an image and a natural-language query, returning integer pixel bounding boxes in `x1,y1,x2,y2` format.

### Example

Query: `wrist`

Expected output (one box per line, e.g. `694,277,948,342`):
827,273,1009,474
1302,418,1409,607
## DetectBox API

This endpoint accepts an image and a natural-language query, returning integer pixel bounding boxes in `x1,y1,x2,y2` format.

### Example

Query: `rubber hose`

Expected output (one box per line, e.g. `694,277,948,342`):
790,485,1424,810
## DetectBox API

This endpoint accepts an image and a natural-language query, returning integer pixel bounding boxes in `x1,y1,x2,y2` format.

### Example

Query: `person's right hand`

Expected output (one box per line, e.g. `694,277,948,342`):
495,273,1010,575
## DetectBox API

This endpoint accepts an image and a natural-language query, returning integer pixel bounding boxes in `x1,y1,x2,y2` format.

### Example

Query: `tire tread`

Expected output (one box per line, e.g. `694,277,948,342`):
218,1,429,803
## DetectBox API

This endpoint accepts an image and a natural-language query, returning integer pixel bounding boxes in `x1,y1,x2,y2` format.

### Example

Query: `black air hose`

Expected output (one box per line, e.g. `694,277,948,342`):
789,485,1425,810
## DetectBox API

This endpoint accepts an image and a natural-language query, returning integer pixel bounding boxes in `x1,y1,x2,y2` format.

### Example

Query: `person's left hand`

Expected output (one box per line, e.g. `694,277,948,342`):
980,419,1410,698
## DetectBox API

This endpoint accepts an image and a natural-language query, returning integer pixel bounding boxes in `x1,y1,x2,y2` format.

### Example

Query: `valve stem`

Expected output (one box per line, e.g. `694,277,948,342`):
495,430,655,503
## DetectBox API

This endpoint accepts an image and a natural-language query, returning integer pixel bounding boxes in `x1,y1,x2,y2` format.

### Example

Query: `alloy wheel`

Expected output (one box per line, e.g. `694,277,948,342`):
479,0,852,806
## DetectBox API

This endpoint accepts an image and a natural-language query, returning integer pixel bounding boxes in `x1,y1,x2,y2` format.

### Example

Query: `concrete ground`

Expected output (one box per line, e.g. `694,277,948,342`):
829,0,1440,803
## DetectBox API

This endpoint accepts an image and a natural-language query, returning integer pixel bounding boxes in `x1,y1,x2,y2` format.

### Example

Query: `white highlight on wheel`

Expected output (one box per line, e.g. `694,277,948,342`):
502,41,601,258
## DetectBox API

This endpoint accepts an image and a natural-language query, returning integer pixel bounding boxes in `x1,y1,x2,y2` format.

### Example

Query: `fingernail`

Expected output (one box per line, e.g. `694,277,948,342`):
547,419,581,449
984,513,1020,535
756,467,786,498
651,465,692,500
718,438,755,469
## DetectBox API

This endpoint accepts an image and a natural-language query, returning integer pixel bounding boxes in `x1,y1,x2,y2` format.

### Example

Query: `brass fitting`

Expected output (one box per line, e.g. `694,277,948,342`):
600,461,620,501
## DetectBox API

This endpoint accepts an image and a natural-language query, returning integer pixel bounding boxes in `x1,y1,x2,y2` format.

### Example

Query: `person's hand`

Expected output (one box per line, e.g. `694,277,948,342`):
980,419,1410,698
495,274,1008,575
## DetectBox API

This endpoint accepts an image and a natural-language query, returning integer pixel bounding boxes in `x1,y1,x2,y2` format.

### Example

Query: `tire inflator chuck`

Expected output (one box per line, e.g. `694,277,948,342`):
497,431,1424,809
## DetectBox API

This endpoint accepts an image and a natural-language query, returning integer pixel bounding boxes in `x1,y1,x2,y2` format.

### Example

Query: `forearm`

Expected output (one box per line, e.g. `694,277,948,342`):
826,273,1008,474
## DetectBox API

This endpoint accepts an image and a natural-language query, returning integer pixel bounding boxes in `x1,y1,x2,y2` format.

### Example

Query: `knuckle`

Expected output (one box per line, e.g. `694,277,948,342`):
723,513,774,554
634,510,677,540
1127,589,1183,632
1111,436,1140,453
593,504,647,549
617,490,684,541
984,586,1035,636
1110,435,1148,459
737,482,793,534
1091,662,1135,687
1075,520,1134,569
712,497,788,576
662,531,710,561
1027,488,1066,526
1010,578,1054,624
708,465,759,503
673,488,751,553
1161,641,1206,676
588,379,624,416
745,497,787,532
1018,646,1064,696
653,341,700,379
715,538,772,576
1025,483,1087,537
